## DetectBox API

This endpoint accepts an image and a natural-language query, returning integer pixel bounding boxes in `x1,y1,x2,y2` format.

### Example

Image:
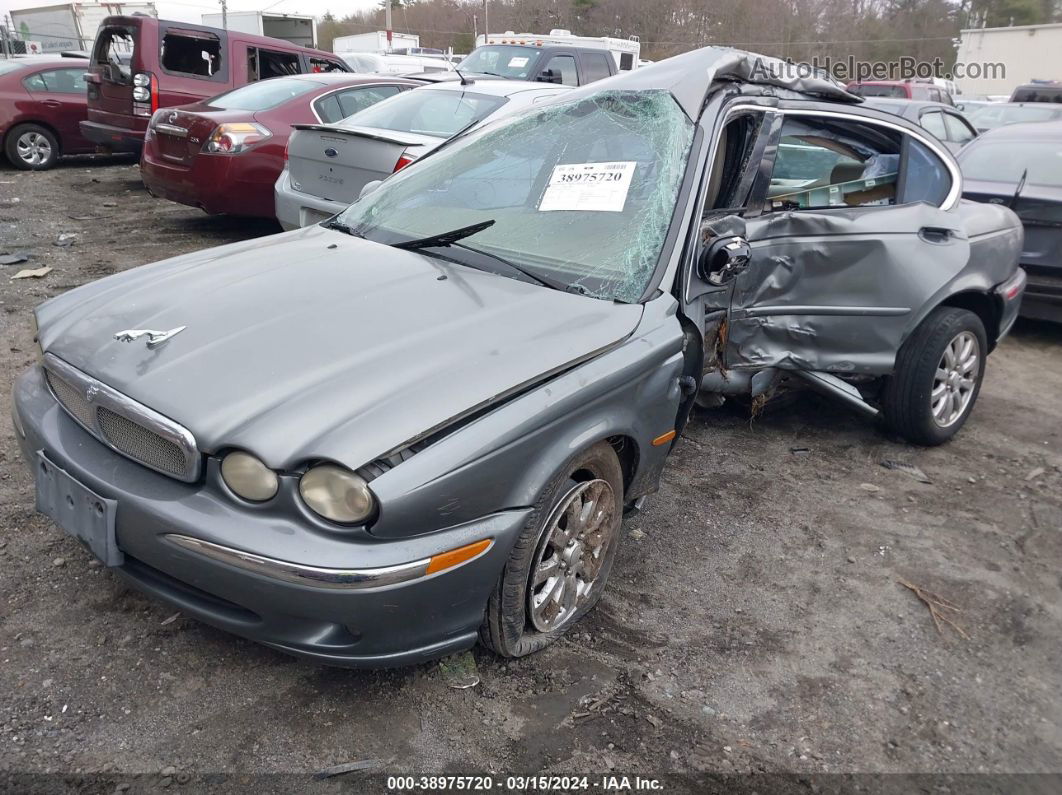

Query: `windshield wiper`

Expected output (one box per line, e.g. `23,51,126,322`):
322,219,364,237
391,220,495,250
451,241,576,293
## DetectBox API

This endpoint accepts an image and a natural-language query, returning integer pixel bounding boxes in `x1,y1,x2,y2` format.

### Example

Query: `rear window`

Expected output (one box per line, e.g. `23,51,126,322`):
206,77,321,110
339,88,507,138
849,84,906,99
460,46,538,79
960,141,1062,187
92,26,135,85
161,30,222,79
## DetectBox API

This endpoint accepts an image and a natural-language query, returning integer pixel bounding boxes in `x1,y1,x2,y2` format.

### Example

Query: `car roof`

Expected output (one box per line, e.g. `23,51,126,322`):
974,119,1062,141
282,72,419,85
415,78,573,97
861,98,958,114
563,46,858,118
2,55,86,68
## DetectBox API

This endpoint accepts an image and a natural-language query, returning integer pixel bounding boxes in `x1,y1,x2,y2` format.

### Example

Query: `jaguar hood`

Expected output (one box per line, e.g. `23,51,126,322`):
36,225,642,470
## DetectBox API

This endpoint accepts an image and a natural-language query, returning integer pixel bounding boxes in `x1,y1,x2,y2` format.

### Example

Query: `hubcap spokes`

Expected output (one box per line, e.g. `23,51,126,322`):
528,479,616,633
16,132,51,165
931,330,979,427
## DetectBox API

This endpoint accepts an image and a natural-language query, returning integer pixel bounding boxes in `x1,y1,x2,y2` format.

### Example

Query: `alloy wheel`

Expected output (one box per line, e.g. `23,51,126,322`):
527,479,617,633
931,330,980,427
16,131,52,166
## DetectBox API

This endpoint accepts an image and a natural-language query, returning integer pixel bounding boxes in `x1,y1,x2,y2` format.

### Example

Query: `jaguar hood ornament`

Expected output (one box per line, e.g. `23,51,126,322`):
114,326,187,348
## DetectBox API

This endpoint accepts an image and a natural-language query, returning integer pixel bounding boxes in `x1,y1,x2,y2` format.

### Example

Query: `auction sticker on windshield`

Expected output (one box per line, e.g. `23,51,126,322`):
538,161,637,212
508,56,530,67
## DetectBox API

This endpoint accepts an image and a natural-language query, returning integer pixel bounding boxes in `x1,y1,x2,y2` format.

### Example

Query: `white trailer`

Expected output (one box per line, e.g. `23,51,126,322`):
956,22,1062,97
332,31,419,54
10,2,156,53
200,12,317,48
477,29,641,71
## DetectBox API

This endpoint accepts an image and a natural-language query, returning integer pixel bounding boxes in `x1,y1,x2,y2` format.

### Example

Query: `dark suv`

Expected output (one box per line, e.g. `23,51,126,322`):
458,43,618,86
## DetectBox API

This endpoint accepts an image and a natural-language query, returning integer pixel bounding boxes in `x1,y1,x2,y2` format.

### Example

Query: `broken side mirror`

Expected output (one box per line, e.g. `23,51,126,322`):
699,215,751,285
701,236,752,285
359,180,383,200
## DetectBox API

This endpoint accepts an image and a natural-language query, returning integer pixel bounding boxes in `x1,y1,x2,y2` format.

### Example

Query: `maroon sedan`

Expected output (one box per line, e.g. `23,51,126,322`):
140,73,419,219
1,56,94,170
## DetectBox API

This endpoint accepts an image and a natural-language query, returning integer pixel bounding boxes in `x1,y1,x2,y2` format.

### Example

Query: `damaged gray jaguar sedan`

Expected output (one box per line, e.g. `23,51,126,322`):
12,47,1026,667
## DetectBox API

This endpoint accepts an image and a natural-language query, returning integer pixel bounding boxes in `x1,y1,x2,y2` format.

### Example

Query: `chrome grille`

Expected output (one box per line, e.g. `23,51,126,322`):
97,407,187,477
45,370,95,429
42,354,201,482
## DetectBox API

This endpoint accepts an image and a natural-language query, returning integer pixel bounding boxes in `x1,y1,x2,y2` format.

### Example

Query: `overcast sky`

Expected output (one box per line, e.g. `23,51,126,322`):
0,1,380,32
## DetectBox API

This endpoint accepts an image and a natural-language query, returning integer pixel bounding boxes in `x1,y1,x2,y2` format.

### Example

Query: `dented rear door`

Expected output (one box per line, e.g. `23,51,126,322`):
725,105,970,375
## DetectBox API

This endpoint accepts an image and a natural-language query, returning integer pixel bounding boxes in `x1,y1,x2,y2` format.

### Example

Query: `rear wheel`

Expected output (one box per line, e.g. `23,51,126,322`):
882,307,987,445
5,124,59,170
479,441,624,657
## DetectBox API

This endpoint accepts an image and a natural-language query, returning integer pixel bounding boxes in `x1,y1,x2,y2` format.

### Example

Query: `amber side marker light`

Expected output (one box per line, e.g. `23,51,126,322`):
651,430,677,446
426,539,493,575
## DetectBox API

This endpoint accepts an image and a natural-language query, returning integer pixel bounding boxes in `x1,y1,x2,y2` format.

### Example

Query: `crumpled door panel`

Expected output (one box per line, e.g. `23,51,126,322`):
726,204,970,374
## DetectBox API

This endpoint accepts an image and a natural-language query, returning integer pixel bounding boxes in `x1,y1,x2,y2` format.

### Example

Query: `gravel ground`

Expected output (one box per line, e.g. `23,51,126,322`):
1,159,1061,792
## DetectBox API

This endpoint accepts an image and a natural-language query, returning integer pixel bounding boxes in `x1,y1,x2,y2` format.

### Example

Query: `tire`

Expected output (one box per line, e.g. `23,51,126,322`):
882,307,987,446
5,124,59,170
479,441,624,658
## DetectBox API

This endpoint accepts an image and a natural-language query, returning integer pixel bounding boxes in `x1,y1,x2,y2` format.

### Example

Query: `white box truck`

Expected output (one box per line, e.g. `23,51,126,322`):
332,31,419,54
10,2,156,53
200,12,317,48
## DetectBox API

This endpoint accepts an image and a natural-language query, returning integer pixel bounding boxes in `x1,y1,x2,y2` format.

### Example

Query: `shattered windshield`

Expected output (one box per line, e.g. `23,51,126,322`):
335,89,694,302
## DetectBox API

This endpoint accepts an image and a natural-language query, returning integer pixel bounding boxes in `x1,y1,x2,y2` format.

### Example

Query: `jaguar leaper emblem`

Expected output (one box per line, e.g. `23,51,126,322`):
113,326,187,348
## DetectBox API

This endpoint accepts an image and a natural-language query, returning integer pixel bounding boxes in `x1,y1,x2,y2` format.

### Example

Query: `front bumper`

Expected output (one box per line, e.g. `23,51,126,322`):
13,365,527,667
274,166,346,231
80,120,144,154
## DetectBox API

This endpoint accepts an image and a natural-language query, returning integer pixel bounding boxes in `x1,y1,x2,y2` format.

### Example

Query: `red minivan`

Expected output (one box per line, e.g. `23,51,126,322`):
81,15,349,153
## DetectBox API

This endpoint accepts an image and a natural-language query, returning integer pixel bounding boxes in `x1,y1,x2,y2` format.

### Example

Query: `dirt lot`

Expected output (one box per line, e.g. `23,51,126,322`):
2,158,1061,792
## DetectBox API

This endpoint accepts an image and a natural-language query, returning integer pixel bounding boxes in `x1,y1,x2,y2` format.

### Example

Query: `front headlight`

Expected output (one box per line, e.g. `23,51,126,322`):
299,464,375,524
221,451,279,502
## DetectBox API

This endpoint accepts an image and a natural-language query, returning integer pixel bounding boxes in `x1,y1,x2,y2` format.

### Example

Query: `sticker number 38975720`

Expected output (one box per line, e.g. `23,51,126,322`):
538,161,637,213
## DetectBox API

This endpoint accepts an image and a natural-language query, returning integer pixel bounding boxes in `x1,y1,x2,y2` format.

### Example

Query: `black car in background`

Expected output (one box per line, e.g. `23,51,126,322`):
958,121,1062,322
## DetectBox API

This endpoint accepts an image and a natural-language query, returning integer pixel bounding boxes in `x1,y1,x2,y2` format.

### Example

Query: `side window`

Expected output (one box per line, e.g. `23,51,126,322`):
704,110,767,213
766,116,901,210
43,68,88,94
308,55,347,73
257,49,300,80
161,31,222,78
900,138,951,205
22,72,48,92
619,52,634,71
542,55,578,86
944,113,976,145
314,93,343,124
920,111,948,140
336,85,400,117
582,53,612,83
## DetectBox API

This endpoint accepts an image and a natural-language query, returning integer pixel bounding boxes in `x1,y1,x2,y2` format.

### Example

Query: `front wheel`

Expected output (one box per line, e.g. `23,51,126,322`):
5,124,59,170
882,307,987,445
479,441,624,657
